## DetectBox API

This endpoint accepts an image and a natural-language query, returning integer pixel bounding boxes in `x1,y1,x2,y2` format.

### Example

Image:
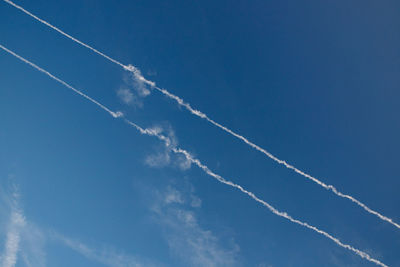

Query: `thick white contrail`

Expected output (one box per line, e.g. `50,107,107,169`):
3,0,398,230
0,44,389,267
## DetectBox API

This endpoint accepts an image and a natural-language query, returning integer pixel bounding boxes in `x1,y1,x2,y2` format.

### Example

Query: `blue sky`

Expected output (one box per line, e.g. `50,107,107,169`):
1,0,400,266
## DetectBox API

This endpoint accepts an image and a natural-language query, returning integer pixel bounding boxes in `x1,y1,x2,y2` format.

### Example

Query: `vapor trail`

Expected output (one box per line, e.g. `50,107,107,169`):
3,0,398,230
0,43,388,267
0,44,122,119
1,0,126,69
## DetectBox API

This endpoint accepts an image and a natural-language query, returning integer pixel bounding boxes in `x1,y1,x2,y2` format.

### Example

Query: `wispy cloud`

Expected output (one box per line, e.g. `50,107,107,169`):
164,186,184,205
116,69,152,107
144,125,191,171
52,233,156,267
1,209,25,267
153,186,239,267
125,67,151,98
0,184,45,267
19,224,46,267
163,209,239,267
190,194,202,208
117,88,135,105
145,151,171,168
0,181,155,267
0,187,25,267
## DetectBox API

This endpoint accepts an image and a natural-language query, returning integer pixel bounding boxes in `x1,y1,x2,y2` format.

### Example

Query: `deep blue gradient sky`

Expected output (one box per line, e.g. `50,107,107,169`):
1,0,400,266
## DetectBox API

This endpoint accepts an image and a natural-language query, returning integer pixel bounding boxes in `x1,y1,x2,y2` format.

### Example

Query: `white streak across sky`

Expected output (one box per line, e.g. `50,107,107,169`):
3,0,398,231
0,44,123,120
0,43,389,267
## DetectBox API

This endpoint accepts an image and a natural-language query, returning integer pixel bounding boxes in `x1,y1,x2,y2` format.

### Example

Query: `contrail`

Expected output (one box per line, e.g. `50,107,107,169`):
0,44,122,119
0,44,389,267
1,0,126,70
3,0,398,230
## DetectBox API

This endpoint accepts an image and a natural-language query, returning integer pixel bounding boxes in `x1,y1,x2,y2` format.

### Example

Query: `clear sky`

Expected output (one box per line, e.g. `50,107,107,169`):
1,0,400,266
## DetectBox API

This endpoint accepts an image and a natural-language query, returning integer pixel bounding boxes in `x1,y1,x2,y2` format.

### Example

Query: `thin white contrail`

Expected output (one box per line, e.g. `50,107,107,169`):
0,44,389,267
0,44,122,119
3,0,398,230
1,0,126,70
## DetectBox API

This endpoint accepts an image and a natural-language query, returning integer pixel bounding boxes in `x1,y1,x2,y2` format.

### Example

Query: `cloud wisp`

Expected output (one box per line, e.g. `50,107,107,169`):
52,233,153,267
0,182,150,267
0,192,25,267
144,125,191,171
117,88,135,105
153,186,239,266
116,70,152,108
0,184,46,267
0,44,389,267
3,0,398,231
